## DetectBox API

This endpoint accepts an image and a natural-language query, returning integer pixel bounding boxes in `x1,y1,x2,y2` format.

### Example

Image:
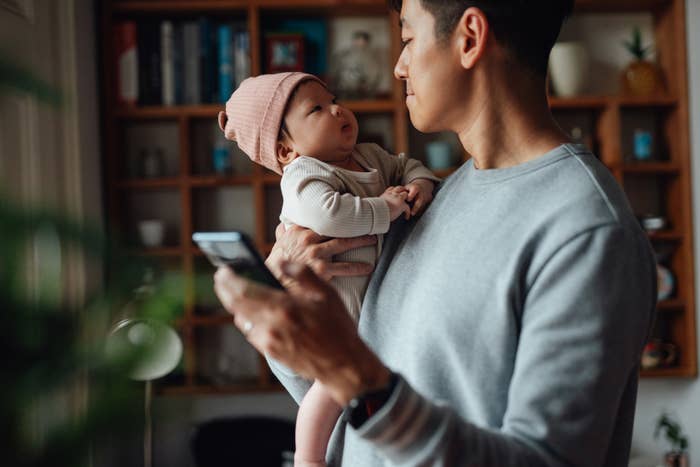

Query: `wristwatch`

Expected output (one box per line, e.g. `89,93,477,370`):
344,372,399,429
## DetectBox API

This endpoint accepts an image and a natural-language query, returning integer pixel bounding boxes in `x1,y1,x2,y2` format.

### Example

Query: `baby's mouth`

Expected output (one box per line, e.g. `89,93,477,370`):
341,123,352,132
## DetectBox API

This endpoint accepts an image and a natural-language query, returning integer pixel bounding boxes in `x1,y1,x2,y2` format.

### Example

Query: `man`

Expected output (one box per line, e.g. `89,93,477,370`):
214,0,657,465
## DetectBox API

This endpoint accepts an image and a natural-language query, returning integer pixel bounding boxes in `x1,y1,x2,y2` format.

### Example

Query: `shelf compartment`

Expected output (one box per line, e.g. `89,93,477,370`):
192,323,261,387
191,186,256,235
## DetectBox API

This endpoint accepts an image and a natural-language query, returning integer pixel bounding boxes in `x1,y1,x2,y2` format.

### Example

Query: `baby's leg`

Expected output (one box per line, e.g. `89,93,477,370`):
295,380,343,467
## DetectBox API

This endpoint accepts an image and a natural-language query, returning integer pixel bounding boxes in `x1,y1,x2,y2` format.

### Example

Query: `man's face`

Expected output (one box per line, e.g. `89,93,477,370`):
282,81,359,161
394,0,465,133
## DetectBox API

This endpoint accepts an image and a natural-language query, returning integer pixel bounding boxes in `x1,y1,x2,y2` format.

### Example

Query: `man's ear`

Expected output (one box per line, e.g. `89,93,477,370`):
456,7,489,70
276,141,299,166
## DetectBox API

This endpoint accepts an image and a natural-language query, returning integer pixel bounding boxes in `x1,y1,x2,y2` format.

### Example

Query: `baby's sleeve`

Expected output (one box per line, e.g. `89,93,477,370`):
361,143,441,186
280,158,391,238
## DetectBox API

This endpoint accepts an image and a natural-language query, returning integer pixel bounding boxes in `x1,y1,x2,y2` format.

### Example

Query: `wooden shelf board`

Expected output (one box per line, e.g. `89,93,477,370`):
341,99,395,113
619,162,680,174
113,1,250,13
640,366,697,378
115,104,223,119
549,95,677,109
262,174,282,184
130,246,184,256
617,95,677,108
187,314,235,326
189,174,254,187
549,96,609,109
117,177,182,188
155,381,284,396
114,99,396,120
574,0,670,13
647,230,683,241
657,299,686,311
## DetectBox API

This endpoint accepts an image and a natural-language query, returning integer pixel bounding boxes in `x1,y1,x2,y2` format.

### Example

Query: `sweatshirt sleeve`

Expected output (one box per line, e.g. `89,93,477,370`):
265,356,313,405
360,143,441,186
281,158,391,237
356,224,656,466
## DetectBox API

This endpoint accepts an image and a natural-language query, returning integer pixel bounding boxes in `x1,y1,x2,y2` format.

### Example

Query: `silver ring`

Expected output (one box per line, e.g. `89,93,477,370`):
242,320,254,336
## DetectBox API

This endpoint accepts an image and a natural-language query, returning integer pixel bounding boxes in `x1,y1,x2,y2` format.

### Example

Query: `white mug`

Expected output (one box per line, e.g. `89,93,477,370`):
138,219,166,248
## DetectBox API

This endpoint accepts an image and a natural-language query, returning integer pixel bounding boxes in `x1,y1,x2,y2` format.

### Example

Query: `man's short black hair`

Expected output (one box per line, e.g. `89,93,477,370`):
389,0,574,77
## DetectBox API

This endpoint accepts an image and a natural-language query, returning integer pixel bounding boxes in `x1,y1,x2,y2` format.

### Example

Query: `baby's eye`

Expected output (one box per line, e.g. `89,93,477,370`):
331,97,337,104
310,105,322,113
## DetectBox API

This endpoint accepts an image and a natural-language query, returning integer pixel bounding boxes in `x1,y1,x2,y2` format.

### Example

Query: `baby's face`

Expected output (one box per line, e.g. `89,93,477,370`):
281,81,359,162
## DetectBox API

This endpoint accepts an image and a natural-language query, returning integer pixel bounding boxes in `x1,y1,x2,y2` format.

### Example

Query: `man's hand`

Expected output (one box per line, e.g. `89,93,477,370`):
265,224,377,286
380,186,411,221
405,178,435,216
214,262,390,406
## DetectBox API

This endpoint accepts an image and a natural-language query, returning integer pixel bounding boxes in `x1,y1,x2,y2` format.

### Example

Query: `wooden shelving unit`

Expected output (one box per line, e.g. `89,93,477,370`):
100,0,696,396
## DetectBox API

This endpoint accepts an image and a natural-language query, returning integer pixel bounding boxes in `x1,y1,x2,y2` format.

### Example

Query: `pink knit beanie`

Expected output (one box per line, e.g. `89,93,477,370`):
217,72,324,175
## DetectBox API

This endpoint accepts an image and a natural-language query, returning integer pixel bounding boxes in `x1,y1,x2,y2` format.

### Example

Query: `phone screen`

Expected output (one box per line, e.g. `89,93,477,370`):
193,232,284,290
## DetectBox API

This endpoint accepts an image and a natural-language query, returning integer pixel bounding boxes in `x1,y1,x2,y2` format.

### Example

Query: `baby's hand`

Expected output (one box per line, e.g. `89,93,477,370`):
405,179,435,216
380,186,411,221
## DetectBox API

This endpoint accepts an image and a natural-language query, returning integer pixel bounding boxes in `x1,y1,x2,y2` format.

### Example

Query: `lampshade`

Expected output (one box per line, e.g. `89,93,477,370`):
106,318,183,381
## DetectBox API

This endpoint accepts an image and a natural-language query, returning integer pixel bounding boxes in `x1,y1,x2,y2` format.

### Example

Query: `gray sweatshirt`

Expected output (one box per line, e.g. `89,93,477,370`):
269,143,657,466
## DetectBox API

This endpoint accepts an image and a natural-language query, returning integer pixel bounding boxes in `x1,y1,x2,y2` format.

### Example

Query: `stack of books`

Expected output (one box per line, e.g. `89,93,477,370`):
113,19,250,107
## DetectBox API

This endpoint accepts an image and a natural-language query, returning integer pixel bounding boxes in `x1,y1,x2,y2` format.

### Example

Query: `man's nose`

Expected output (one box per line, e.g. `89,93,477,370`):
394,48,408,80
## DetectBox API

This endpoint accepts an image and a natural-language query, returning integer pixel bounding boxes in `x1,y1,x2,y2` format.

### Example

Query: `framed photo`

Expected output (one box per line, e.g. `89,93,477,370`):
265,33,304,73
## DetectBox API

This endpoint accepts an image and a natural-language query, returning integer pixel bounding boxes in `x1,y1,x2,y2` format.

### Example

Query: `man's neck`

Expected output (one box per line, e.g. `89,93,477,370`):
456,72,570,170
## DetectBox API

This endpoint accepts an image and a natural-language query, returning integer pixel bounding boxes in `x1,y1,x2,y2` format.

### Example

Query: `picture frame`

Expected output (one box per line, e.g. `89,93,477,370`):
265,33,304,73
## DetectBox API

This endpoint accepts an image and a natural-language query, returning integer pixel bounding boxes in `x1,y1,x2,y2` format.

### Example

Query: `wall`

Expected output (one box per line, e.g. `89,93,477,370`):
630,0,700,463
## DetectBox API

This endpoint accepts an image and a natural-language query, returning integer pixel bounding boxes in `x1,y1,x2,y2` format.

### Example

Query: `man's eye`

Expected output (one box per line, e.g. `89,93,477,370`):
401,38,411,47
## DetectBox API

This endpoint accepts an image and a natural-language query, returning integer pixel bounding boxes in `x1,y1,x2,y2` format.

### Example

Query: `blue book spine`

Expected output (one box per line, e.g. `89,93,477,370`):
199,17,212,104
218,24,234,103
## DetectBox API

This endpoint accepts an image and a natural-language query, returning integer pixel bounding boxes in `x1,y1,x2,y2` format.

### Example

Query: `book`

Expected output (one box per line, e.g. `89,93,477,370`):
173,22,185,105
137,21,161,106
218,24,234,103
161,21,175,106
114,21,138,106
233,30,250,88
183,21,201,105
199,17,217,103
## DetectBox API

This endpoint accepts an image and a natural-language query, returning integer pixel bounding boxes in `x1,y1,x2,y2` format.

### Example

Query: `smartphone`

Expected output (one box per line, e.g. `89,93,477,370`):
192,231,284,290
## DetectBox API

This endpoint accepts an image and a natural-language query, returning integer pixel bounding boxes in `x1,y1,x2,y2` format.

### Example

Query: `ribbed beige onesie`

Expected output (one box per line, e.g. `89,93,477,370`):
279,143,440,321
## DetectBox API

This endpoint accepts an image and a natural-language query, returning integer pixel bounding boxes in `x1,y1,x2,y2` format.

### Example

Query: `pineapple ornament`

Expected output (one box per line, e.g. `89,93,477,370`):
622,27,664,96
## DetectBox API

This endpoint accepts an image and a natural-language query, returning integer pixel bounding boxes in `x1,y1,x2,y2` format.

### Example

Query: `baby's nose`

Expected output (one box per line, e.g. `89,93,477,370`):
331,105,341,116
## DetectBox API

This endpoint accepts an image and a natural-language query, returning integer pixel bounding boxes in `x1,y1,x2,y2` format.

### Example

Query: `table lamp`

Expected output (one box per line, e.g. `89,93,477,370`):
106,317,183,467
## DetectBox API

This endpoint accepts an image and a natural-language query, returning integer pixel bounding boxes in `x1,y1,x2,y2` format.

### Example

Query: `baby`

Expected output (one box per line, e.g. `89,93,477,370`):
218,72,440,467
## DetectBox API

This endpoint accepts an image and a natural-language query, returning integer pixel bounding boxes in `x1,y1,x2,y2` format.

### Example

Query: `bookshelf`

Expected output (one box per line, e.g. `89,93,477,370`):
99,0,696,396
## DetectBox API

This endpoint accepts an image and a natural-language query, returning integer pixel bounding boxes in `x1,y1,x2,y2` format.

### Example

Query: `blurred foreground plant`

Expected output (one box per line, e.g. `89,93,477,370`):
1,54,184,467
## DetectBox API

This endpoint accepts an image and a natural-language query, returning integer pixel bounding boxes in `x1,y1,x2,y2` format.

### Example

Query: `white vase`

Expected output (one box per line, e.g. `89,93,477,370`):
549,42,589,97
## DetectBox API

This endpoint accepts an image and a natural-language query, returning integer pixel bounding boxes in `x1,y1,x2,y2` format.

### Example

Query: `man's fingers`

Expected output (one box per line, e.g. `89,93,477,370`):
314,235,377,258
404,202,412,220
274,223,287,241
321,260,374,278
280,262,327,300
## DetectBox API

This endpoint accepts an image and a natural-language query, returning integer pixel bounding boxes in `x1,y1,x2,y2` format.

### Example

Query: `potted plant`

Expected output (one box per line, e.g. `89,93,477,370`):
655,412,689,467
621,27,664,96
